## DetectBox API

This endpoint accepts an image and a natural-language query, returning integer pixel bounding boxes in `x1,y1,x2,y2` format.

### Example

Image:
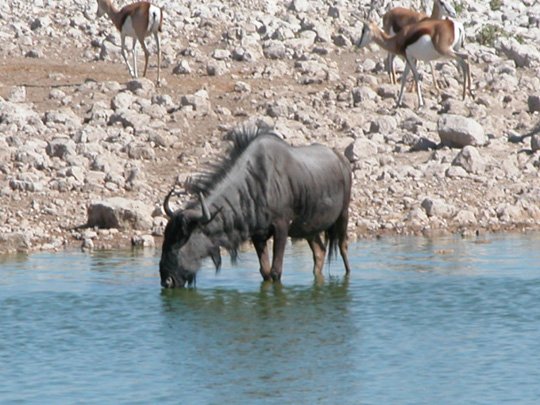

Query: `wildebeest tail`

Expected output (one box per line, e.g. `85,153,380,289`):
325,228,339,263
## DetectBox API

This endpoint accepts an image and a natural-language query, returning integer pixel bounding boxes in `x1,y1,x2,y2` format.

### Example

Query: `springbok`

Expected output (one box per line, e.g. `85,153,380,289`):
96,0,163,85
383,0,457,88
357,18,473,108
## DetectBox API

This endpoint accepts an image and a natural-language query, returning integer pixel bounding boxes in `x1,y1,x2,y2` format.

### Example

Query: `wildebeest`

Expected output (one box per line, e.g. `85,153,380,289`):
159,124,352,288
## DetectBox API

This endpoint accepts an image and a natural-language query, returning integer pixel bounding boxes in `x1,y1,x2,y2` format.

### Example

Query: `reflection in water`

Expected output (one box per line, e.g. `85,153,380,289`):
159,278,360,403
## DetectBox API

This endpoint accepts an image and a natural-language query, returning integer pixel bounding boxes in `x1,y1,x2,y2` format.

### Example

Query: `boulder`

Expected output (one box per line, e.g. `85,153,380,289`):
111,91,137,111
289,0,310,12
43,108,82,130
131,234,155,248
180,89,211,114
344,138,378,162
0,232,31,254
173,60,192,75
263,41,287,59
437,114,487,148
87,198,153,230
109,110,151,129
421,197,456,218
352,86,378,105
452,146,485,174
498,38,540,68
46,137,77,160
212,49,231,60
0,101,43,128
126,78,155,96
454,210,477,226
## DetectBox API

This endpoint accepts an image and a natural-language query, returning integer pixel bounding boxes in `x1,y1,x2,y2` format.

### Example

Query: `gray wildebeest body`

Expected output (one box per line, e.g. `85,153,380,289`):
159,125,352,288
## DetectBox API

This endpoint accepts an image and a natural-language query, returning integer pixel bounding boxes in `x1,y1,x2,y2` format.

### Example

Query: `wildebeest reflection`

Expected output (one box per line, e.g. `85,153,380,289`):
159,124,352,288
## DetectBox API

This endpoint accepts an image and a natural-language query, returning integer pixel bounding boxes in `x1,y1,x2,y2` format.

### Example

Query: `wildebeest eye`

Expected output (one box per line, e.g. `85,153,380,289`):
164,214,199,248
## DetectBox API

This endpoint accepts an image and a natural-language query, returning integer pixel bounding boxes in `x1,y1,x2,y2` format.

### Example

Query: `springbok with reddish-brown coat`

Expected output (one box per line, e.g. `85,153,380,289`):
383,0,457,88
357,18,473,108
96,0,163,85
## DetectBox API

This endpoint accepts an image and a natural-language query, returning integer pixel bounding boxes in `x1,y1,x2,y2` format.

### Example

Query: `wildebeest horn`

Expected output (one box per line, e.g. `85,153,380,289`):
199,193,212,222
163,189,177,218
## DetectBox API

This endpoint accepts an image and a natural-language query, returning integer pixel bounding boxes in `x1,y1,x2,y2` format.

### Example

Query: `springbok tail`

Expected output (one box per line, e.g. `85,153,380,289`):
148,6,163,33
455,21,466,51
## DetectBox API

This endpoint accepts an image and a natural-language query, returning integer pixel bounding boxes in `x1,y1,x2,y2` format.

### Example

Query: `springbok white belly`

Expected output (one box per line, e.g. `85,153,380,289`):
121,16,137,38
406,35,442,61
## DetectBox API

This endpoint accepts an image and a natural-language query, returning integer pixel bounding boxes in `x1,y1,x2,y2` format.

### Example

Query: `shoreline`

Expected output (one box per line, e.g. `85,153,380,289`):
2,222,539,257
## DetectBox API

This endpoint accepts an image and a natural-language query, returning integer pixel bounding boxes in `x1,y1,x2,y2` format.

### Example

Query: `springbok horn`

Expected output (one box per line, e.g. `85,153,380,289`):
365,0,377,20
199,193,212,222
163,189,176,218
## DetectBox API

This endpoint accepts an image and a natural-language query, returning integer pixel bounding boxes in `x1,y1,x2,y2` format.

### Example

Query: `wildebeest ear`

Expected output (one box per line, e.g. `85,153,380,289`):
210,246,222,273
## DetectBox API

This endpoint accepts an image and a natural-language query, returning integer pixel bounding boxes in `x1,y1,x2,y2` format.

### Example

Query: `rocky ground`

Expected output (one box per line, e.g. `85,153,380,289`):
1,0,539,255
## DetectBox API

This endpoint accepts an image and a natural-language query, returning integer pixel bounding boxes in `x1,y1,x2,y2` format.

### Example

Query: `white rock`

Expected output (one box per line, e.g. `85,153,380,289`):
172,60,191,75
352,86,378,105
499,38,540,68
452,146,485,174
8,86,26,102
289,0,310,12
437,114,487,148
344,138,379,163
421,197,456,218
111,92,137,111
454,210,477,226
46,137,77,160
212,49,231,60
87,197,153,230
0,101,43,128
131,234,155,248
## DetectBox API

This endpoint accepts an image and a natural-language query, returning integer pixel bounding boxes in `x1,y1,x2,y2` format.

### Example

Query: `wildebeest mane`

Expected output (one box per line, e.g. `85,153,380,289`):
186,123,281,196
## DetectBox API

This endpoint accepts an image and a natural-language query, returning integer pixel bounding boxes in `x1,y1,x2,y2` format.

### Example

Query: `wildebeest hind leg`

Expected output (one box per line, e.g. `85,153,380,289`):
307,233,326,277
253,236,271,281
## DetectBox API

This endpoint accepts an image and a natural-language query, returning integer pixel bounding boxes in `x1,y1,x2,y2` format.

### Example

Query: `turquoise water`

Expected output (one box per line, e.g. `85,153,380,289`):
1,234,540,404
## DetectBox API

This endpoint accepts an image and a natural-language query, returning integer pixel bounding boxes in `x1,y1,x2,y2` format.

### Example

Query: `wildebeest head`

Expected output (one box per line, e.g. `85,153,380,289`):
159,190,221,288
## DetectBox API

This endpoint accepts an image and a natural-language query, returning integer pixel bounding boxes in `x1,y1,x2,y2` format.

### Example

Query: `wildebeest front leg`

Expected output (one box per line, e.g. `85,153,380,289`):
307,233,326,277
336,211,351,274
270,220,289,281
252,236,271,281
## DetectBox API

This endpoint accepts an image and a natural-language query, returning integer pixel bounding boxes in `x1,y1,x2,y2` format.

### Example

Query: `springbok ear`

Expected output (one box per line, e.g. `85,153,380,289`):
210,246,222,273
